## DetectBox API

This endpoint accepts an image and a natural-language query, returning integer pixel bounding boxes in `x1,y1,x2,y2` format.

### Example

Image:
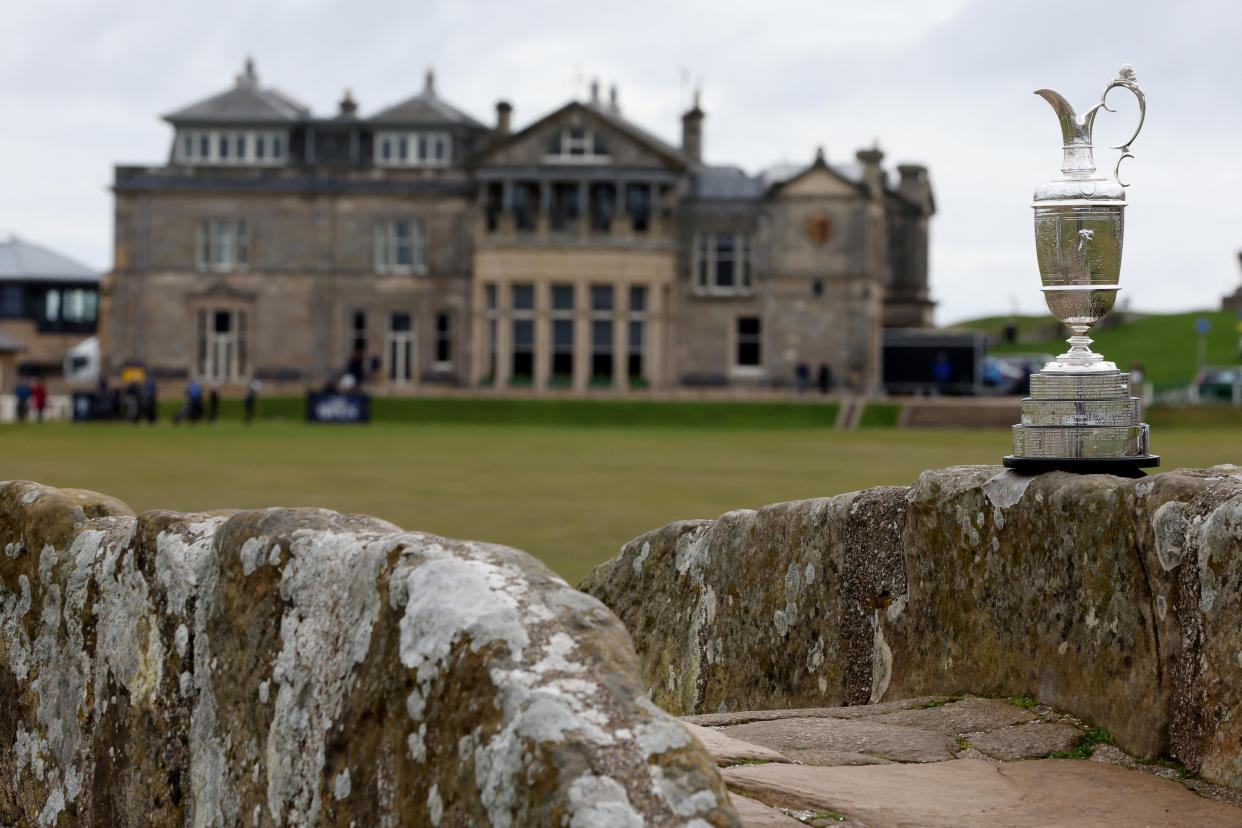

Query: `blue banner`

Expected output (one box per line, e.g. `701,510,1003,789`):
305,392,370,424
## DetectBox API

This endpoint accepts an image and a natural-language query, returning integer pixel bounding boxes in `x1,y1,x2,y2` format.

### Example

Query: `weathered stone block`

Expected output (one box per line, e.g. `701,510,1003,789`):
581,465,1242,792
0,480,740,826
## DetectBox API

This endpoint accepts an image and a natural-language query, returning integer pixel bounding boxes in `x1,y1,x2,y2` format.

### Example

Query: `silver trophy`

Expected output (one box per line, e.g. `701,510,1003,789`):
1005,65,1159,474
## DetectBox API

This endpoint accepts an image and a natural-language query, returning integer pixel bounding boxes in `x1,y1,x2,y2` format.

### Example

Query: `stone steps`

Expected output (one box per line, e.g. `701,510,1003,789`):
679,695,1242,827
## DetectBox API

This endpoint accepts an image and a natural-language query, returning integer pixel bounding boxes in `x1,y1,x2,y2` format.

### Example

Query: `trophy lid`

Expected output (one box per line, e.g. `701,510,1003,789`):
1033,65,1145,204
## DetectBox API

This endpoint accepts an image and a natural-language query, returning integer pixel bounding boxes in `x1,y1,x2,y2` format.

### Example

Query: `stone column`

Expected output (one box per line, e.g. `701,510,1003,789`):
496,281,512,389
537,181,552,236
574,288,589,393
577,181,589,235
533,280,550,391
613,282,627,392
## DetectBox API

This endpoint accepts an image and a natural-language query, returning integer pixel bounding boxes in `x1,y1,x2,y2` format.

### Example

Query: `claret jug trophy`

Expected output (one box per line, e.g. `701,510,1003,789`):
1004,65,1159,475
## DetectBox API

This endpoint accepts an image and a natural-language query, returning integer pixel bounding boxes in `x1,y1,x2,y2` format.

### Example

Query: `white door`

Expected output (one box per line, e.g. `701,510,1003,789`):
386,312,414,383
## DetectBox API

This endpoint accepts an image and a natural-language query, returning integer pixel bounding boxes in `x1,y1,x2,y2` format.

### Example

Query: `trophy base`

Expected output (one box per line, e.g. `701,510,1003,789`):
1006,365,1158,476
1003,455,1159,477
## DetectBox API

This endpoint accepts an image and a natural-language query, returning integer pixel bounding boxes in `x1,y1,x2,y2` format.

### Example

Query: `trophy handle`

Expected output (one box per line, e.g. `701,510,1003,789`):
1099,65,1145,187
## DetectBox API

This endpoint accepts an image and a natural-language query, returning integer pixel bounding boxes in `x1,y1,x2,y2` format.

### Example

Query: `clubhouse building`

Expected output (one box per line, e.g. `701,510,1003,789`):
105,59,935,394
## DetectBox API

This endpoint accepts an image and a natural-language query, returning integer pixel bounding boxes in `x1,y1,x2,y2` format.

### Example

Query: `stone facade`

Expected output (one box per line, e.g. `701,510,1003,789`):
105,60,934,394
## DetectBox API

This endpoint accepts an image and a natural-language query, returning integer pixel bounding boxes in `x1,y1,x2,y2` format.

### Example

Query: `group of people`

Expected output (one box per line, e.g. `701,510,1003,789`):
172,378,262,425
12,379,48,422
794,363,835,396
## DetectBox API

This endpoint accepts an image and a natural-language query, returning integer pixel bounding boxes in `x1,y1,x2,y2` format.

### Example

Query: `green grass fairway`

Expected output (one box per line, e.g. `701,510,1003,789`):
3,422,1239,584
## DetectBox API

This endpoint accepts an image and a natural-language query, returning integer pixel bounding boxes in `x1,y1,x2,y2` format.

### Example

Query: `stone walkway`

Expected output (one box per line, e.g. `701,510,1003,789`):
679,696,1242,827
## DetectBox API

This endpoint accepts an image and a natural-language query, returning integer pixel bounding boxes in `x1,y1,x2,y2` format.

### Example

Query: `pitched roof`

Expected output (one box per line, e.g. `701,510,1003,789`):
0,234,98,283
164,58,310,124
368,70,486,128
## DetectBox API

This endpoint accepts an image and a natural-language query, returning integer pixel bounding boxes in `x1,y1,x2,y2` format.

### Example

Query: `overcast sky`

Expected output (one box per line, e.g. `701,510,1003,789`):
3,0,1240,324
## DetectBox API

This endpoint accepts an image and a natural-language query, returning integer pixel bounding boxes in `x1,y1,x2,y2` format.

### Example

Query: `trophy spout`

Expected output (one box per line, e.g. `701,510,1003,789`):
1034,89,1104,177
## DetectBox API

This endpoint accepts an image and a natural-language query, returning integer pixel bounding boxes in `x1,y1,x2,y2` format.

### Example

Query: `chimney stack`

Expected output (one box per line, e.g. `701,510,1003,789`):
425,68,436,94
609,84,619,113
681,88,704,164
589,78,600,103
897,164,934,214
338,89,358,118
856,144,886,197
237,56,258,88
496,100,512,135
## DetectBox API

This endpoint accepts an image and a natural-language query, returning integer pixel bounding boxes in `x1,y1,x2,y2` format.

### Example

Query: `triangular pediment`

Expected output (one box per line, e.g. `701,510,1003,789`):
773,164,862,198
476,102,686,171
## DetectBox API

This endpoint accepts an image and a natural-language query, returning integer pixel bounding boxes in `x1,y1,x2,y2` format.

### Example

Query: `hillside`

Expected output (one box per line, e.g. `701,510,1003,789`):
948,310,1242,388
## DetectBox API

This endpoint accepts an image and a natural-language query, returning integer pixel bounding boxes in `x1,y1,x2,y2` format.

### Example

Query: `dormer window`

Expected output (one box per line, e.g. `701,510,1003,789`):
545,127,610,163
374,131,450,168
176,129,287,166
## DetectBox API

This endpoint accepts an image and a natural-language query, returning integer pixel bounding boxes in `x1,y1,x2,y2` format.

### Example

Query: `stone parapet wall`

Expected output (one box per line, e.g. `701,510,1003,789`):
580,465,1242,792
0,481,740,826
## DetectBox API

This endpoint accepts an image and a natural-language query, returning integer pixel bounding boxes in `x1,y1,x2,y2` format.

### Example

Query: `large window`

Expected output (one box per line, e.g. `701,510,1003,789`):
511,284,535,384
483,284,498,383
195,308,248,382
0,285,22,318
434,312,452,368
176,130,286,166
694,233,753,295
374,220,427,274
374,131,451,168
545,126,610,163
736,316,762,369
591,285,614,385
550,284,574,385
628,285,646,383
196,219,249,272
351,311,368,354
36,287,97,332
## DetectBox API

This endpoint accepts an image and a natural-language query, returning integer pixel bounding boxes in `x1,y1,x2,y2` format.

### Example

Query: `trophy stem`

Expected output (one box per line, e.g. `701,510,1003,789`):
1062,327,1103,364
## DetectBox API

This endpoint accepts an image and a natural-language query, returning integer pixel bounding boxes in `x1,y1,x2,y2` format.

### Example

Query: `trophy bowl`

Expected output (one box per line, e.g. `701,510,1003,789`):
1041,285,1119,330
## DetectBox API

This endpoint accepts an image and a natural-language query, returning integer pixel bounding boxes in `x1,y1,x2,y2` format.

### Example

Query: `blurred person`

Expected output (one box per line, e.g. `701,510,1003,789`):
208,385,220,423
174,379,203,425
1130,361,1144,387
795,362,809,397
346,348,366,388
142,377,158,424
818,363,832,395
124,380,141,423
14,379,31,422
32,380,47,422
933,351,952,396
244,379,261,425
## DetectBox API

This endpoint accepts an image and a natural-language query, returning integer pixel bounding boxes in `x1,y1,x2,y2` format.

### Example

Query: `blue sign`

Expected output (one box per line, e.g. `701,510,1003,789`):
1196,317,1211,334
306,392,370,424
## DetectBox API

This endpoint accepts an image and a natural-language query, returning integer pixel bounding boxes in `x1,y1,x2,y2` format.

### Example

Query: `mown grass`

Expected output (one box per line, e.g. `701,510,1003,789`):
2,421,1239,584
159,396,841,429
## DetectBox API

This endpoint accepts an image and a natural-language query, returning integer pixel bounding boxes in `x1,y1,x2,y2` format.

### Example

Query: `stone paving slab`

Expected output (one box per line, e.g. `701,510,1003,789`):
869,697,1036,735
681,721,790,766
682,696,949,728
970,720,1081,760
728,794,806,827
720,717,959,764
722,758,1242,827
